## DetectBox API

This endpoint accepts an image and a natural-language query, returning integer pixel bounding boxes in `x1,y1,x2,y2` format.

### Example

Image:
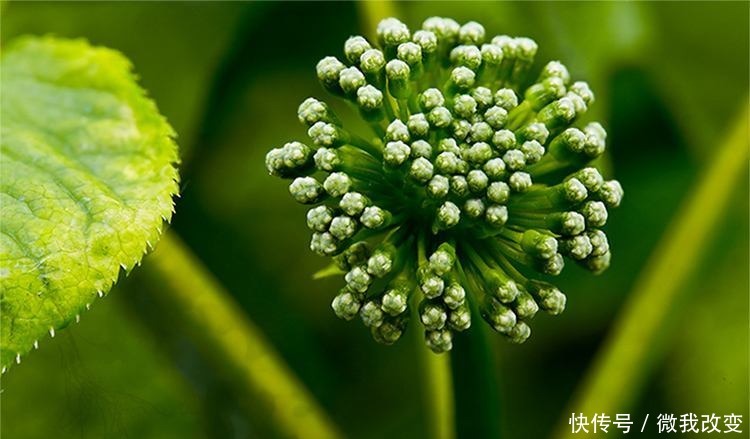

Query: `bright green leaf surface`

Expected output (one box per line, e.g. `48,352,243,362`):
0,36,179,370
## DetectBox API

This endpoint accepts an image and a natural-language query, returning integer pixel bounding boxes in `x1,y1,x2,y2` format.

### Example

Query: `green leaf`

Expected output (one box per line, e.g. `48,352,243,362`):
0,36,179,371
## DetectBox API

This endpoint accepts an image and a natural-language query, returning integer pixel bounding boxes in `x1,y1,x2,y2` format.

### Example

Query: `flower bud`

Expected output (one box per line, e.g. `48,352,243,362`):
270,16,622,350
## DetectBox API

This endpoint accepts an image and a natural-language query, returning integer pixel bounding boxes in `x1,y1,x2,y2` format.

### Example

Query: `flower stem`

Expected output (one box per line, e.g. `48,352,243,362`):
141,231,343,439
553,103,749,439
420,345,456,439
452,301,504,438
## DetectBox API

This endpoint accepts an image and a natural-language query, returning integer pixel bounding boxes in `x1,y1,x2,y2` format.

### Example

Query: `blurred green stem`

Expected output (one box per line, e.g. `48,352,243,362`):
553,103,749,439
142,231,344,439
452,321,503,439
419,344,455,439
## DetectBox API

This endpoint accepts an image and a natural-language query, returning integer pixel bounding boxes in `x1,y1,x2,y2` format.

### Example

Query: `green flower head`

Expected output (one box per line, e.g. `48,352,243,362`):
266,17,623,353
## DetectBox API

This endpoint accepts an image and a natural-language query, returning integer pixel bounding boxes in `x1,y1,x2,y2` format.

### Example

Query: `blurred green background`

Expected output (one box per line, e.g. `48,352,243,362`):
1,2,748,438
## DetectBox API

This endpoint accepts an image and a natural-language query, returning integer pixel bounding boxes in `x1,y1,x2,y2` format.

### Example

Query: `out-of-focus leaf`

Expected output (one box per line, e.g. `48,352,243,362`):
643,2,750,158
0,291,206,439
0,37,179,369
0,1,252,154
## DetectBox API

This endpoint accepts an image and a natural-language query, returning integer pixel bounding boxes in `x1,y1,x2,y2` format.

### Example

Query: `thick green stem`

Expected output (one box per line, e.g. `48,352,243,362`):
452,320,504,438
142,231,343,439
553,104,749,439
451,260,503,438
420,345,455,439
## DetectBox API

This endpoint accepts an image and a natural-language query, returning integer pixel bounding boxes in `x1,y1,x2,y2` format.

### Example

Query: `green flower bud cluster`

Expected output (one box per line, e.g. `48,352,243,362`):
266,17,623,352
